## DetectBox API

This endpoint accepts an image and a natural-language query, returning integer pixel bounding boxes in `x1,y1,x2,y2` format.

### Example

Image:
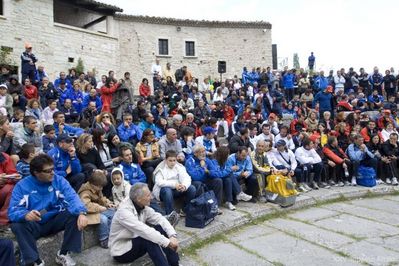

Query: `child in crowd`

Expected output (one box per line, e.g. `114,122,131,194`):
16,143,36,178
42,124,56,153
111,168,131,208
10,109,24,123
78,170,116,249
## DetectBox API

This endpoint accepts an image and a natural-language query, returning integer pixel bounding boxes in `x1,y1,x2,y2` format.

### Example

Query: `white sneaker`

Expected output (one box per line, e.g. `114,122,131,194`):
55,251,76,266
376,179,385,185
236,191,252,202
386,178,392,185
351,177,357,186
392,177,399,186
225,201,236,210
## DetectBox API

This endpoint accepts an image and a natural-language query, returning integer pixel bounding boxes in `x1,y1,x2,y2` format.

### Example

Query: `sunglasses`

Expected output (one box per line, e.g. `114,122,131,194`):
41,167,54,174
103,115,110,118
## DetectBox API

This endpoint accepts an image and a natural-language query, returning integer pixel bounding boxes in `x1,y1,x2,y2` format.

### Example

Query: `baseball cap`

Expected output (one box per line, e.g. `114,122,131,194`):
56,133,73,144
203,126,217,135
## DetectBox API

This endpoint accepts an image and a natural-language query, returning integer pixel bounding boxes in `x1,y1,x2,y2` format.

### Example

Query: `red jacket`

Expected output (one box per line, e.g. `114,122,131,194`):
360,127,382,143
100,83,119,112
24,85,38,100
377,116,395,130
139,84,151,97
223,106,235,126
290,119,308,136
322,145,348,164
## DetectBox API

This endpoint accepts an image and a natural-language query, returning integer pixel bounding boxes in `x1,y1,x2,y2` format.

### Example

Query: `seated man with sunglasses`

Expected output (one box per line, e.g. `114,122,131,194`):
8,154,88,266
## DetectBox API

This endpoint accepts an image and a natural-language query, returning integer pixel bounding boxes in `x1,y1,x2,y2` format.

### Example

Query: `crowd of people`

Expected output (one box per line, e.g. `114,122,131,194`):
0,43,399,266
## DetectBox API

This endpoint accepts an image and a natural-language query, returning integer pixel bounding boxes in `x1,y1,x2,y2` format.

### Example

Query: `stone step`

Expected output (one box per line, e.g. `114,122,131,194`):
2,184,399,265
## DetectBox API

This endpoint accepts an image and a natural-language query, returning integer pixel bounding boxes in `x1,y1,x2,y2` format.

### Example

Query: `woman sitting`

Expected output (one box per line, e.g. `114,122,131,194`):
135,129,163,188
94,112,117,139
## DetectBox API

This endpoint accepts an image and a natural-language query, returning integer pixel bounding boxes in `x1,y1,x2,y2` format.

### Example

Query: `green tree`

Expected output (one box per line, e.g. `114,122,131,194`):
293,53,300,69
75,57,84,74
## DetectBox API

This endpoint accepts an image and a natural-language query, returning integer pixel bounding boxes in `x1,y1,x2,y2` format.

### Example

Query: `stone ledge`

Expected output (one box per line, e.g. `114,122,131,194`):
3,185,399,265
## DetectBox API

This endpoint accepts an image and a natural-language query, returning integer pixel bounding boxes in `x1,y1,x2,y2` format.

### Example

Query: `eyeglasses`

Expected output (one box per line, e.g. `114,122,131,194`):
103,115,110,119
41,167,54,174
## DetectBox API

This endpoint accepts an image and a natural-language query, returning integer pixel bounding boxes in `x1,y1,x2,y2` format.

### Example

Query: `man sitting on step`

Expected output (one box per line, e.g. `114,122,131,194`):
8,154,88,266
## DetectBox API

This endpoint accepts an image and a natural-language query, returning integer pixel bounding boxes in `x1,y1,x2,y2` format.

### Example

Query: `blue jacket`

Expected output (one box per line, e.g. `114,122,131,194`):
207,159,232,179
54,78,72,91
314,76,328,91
8,174,86,223
21,52,37,74
53,122,84,137
225,153,253,178
82,95,102,113
117,123,143,143
368,94,384,104
346,143,375,162
242,69,250,85
48,146,82,178
283,73,295,89
313,91,333,111
42,135,56,153
185,156,215,182
66,89,84,113
117,162,146,185
16,159,31,179
138,121,158,135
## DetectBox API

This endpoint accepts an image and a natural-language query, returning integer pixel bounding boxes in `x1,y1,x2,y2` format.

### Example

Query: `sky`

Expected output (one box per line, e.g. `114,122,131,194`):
102,0,399,73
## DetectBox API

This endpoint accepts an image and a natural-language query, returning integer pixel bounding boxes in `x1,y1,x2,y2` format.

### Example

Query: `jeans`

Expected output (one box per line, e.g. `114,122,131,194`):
159,185,196,215
223,175,241,202
300,163,323,183
11,210,82,265
0,239,15,266
114,225,179,266
99,209,115,241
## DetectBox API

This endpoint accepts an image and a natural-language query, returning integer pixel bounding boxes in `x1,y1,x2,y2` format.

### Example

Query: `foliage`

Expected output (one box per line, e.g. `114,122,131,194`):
293,53,300,69
75,57,85,74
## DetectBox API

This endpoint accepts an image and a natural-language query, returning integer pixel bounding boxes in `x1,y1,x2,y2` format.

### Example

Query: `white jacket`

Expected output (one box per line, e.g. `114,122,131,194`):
274,134,295,151
109,197,176,257
295,147,322,165
270,148,298,171
152,160,192,201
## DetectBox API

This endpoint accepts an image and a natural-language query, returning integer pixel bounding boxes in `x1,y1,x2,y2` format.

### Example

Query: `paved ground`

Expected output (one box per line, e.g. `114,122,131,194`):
180,195,399,266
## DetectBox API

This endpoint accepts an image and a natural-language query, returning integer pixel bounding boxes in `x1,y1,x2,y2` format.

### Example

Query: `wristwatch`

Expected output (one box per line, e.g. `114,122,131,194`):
79,212,87,216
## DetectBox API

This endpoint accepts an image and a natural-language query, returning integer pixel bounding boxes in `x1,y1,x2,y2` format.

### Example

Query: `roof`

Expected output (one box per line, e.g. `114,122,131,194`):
67,0,123,13
115,14,272,29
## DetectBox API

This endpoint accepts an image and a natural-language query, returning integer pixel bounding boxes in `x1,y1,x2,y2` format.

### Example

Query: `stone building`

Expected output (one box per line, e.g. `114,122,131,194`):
0,0,272,89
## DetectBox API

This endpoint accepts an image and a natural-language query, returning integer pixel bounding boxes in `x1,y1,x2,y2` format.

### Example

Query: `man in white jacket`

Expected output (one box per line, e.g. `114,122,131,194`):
109,183,180,265
153,150,196,215
295,138,323,190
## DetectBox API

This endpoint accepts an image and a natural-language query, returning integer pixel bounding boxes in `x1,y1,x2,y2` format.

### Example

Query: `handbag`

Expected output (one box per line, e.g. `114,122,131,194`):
357,165,376,187
266,174,298,207
185,190,218,228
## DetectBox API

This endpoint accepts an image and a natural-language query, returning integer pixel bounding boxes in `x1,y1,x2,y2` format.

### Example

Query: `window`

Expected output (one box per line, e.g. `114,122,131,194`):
158,39,169,56
185,41,195,57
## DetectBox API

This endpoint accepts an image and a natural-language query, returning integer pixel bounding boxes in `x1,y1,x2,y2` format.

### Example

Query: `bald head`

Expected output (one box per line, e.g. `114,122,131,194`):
166,128,177,142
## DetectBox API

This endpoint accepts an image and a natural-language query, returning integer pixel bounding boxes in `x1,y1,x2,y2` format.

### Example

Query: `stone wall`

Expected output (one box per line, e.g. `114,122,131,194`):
0,0,272,90
117,18,272,89
0,0,119,80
